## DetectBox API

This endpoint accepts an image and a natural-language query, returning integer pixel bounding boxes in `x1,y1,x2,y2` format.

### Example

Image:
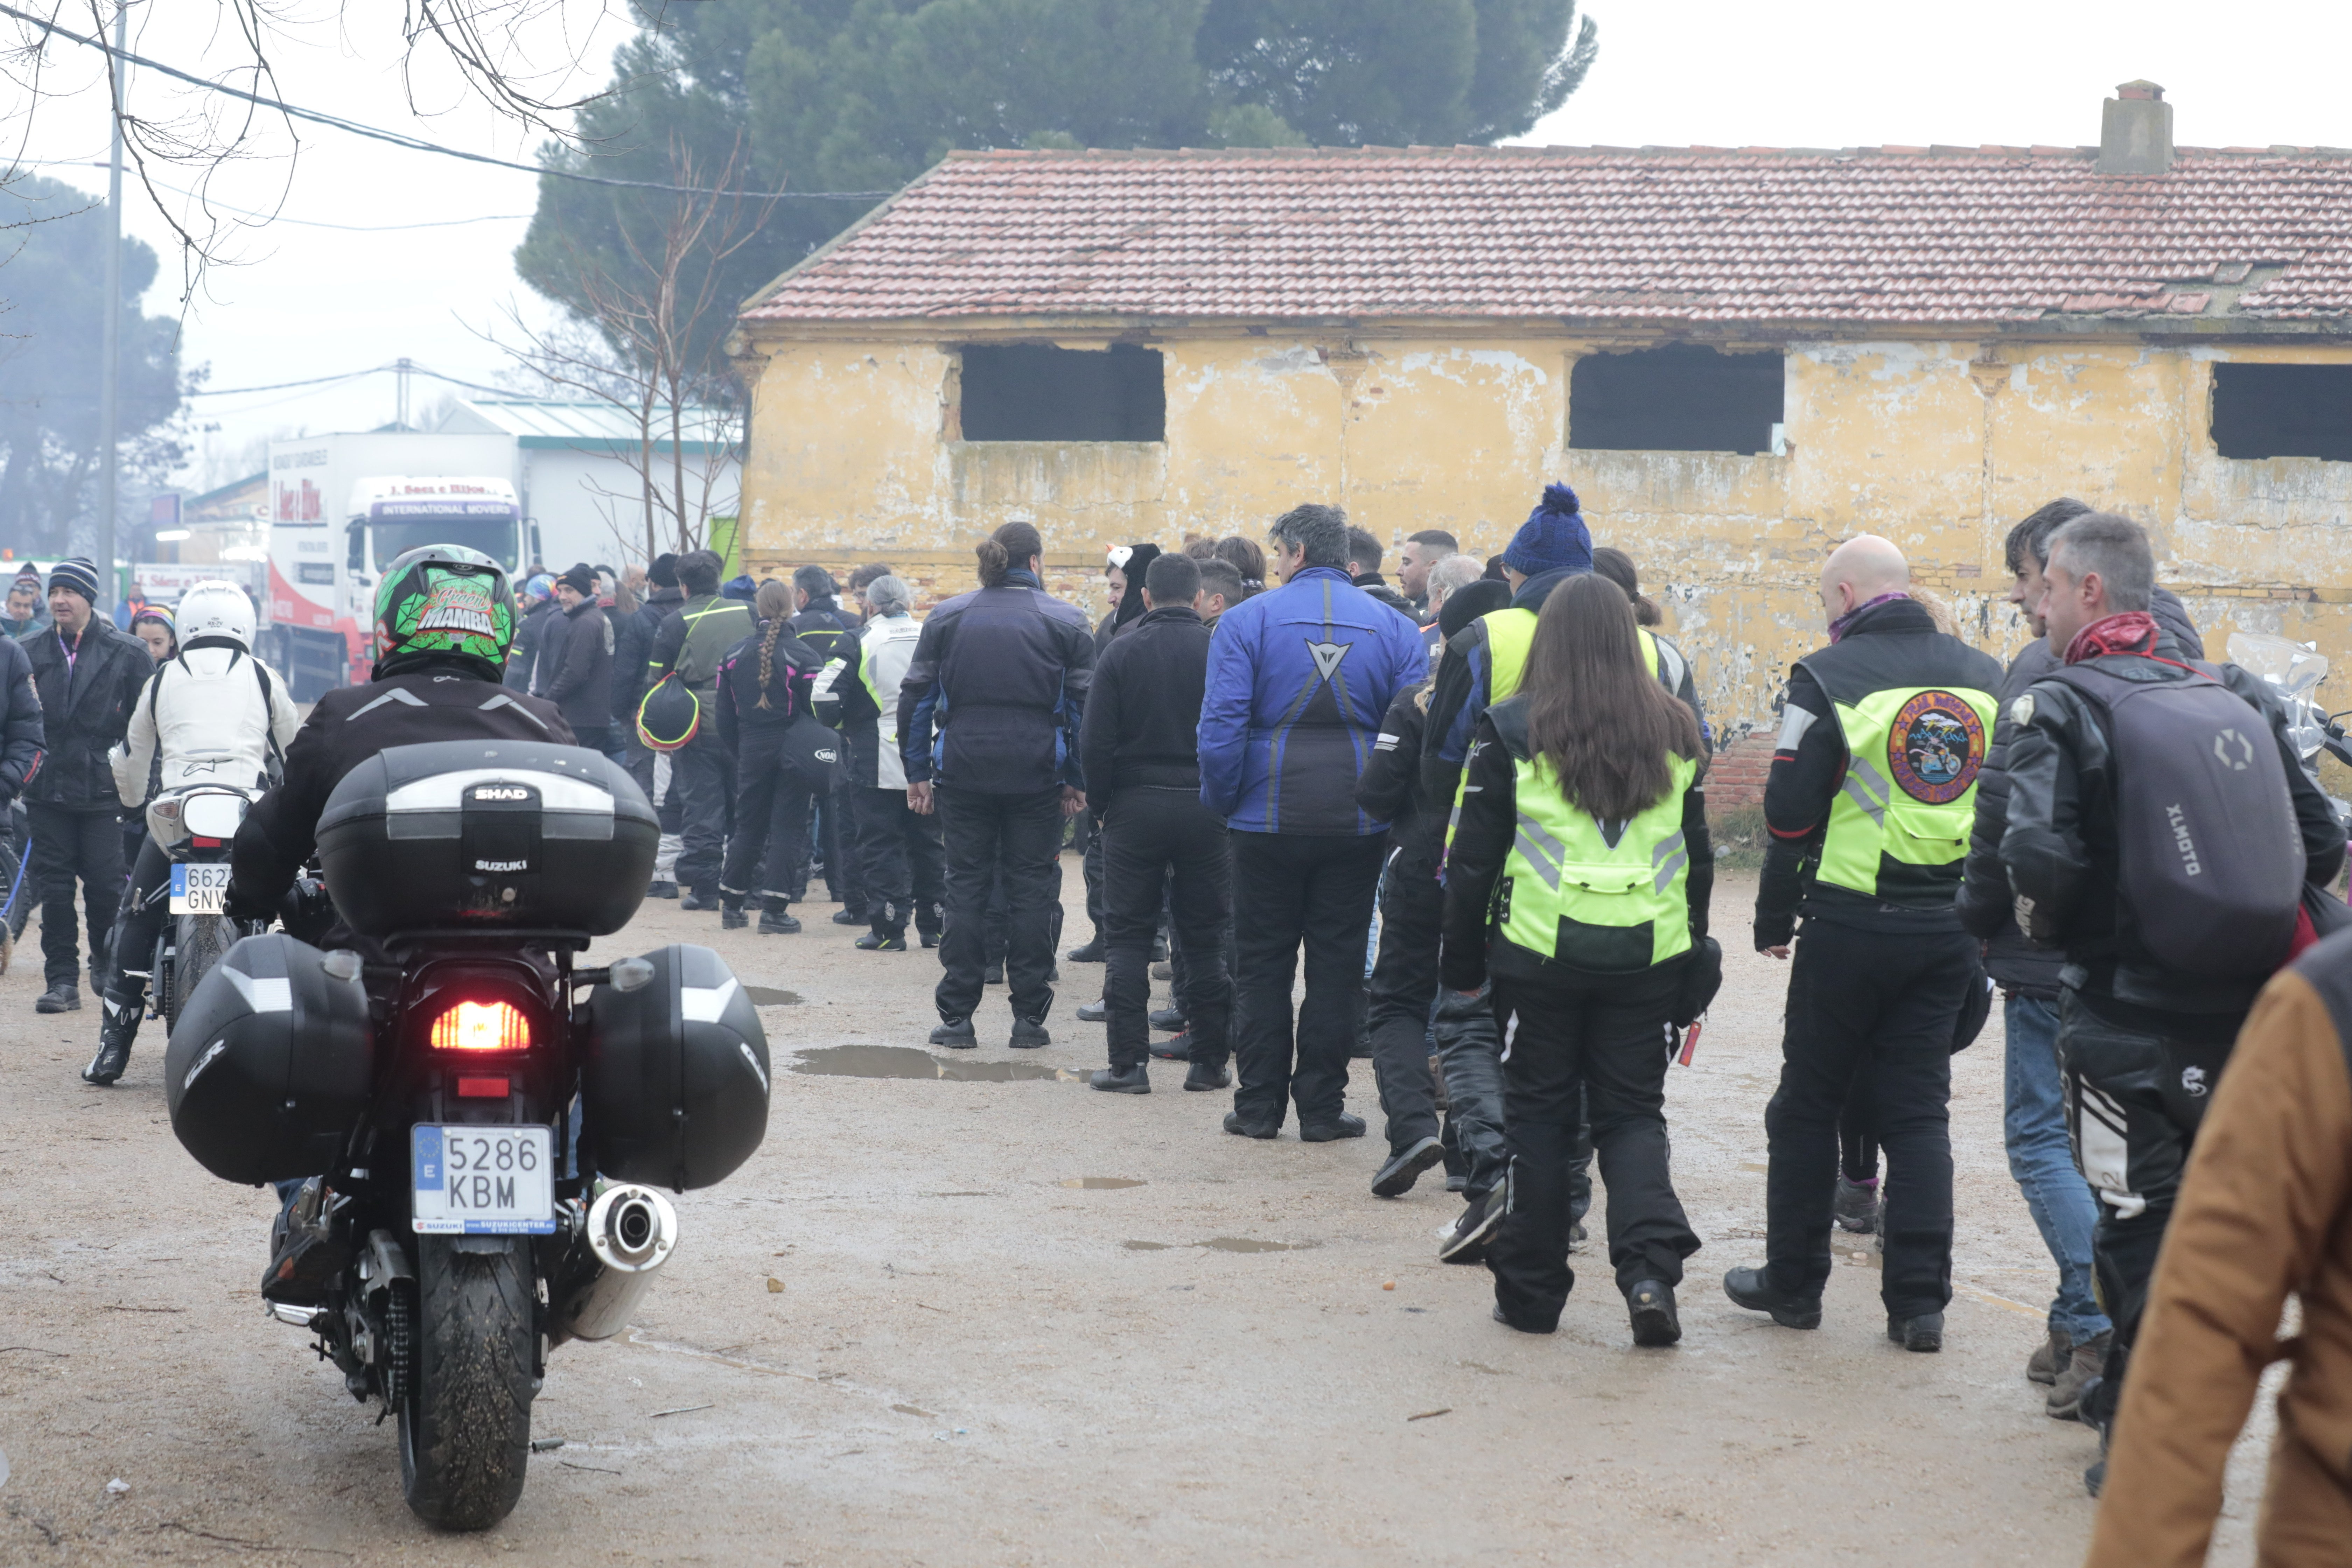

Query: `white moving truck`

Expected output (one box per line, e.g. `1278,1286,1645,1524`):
266,462,523,699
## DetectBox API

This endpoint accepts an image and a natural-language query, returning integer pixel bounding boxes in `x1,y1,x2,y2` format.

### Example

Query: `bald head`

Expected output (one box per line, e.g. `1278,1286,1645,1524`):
1819,535,1910,628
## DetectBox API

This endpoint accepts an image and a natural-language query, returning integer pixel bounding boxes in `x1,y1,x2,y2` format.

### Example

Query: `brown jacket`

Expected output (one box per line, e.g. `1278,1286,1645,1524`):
2087,948,2352,1566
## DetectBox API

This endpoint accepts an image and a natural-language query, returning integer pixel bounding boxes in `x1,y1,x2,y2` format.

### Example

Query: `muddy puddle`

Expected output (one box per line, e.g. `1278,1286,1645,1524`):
746,987,803,1007
790,1045,1087,1083
1123,1237,1318,1253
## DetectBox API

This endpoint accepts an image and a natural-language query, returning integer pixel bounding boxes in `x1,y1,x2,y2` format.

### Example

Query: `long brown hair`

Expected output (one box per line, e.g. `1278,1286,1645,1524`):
754,579,793,709
1520,573,1702,820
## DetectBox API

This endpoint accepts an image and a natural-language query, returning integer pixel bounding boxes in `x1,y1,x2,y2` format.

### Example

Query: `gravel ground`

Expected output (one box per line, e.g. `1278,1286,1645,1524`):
0,868,2279,1564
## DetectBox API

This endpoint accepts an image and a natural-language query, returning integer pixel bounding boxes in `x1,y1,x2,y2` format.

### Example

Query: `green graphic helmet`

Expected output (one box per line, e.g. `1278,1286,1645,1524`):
372,544,515,677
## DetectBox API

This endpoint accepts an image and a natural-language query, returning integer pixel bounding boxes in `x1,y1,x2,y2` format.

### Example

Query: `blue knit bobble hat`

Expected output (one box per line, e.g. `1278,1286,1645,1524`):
1503,483,1594,577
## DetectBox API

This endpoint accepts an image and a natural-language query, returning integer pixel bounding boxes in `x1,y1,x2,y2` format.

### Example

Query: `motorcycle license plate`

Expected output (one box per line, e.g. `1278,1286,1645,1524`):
411,1125,556,1235
170,863,231,916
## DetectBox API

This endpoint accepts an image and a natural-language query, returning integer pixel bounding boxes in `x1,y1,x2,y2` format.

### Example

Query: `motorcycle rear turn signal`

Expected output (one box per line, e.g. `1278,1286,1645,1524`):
431,999,531,1053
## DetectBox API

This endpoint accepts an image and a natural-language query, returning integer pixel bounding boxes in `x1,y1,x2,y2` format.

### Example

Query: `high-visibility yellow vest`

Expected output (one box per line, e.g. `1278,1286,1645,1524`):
1488,697,1696,973
1794,632,2001,899
1481,606,1667,701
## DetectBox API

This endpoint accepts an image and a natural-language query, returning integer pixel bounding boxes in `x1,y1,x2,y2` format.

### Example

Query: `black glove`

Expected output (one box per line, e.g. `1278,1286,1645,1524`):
1671,936,1724,1029
1752,911,1795,953
223,878,277,925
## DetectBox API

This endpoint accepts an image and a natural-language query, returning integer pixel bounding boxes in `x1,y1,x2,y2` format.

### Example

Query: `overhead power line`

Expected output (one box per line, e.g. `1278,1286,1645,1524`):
0,2,897,202
188,360,557,401
27,160,530,229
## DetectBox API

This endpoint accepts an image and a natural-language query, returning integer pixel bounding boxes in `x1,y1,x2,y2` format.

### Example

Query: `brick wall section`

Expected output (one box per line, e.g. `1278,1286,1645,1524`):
1707,732,1778,808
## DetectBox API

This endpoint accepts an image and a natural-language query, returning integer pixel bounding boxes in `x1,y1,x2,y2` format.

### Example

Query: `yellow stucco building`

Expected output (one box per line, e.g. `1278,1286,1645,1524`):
732,84,2352,738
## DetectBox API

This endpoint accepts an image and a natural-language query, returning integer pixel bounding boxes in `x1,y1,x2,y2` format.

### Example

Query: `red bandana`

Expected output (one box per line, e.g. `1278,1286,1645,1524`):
2063,611,2158,666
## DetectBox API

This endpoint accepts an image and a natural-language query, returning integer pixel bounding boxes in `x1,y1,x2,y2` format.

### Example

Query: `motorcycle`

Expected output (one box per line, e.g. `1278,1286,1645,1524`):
162,740,770,1530
2227,631,2352,825
146,783,268,1034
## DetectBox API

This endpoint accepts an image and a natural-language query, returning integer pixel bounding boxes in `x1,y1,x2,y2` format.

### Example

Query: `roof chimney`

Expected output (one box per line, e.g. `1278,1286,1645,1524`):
2099,80,2174,175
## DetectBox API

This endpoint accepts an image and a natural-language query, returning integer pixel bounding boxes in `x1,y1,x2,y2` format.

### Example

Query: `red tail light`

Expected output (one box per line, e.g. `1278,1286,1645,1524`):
431,999,531,1053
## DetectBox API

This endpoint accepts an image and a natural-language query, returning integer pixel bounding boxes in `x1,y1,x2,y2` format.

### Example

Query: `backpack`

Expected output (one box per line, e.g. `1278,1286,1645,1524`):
636,672,701,752
2045,661,2304,980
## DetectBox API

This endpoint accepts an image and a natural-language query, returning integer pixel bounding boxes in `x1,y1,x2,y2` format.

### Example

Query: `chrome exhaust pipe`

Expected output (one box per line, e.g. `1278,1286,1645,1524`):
548,1184,678,1346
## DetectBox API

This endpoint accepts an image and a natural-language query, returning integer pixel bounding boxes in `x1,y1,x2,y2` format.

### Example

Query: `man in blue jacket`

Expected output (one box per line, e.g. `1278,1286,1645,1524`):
899,521,1094,1049
1198,503,1427,1140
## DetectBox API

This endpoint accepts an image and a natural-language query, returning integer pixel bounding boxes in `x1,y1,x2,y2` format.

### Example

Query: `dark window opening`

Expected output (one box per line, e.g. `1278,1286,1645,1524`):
1569,344,1784,455
2211,363,2352,463
959,343,1166,442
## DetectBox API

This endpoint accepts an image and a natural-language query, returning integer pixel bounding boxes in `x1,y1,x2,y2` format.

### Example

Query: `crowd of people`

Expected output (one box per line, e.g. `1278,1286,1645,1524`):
10,469,2351,1555
617,489,2349,1552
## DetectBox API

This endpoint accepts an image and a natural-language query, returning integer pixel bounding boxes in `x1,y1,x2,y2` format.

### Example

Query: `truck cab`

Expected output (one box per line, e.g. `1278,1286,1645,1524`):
267,475,524,700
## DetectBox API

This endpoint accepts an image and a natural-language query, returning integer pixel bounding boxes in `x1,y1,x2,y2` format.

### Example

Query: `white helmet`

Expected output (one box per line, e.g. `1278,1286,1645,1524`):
175,580,256,650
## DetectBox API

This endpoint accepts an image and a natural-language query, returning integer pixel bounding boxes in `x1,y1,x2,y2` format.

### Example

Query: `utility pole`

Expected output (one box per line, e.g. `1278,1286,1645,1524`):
96,1,126,601
396,356,413,428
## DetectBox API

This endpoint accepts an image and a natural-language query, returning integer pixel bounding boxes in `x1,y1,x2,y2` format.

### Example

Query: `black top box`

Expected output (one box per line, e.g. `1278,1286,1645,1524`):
317,741,658,937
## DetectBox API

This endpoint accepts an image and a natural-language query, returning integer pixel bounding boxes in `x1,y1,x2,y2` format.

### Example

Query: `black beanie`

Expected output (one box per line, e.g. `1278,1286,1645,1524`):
649,552,680,589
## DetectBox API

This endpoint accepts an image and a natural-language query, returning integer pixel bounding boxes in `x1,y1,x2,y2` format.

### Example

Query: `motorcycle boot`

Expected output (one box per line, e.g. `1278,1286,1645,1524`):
758,898,802,935
81,979,147,1085
261,1178,350,1306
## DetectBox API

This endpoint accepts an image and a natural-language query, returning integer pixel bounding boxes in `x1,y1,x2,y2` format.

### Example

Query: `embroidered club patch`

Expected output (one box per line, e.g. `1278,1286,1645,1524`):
1887,690,1986,804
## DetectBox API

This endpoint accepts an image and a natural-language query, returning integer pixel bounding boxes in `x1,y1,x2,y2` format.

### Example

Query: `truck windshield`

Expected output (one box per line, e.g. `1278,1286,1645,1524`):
369,517,520,573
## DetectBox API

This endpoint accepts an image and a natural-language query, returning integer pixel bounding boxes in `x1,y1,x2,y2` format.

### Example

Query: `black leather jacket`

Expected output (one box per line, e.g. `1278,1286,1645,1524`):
0,633,46,805
1999,632,2345,1036
1955,636,2067,998
228,663,573,919
21,616,151,810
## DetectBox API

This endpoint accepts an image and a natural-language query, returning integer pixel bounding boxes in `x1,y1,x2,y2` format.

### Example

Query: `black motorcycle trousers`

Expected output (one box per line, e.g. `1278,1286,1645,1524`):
2056,989,2232,1433
1488,964,1698,1325
1228,831,1385,1129
29,803,122,989
1763,919,1974,1320
1365,842,1445,1153
100,833,174,1036
1100,787,1230,1072
852,785,944,938
670,732,733,895
719,741,811,909
936,785,1063,1025
817,783,865,916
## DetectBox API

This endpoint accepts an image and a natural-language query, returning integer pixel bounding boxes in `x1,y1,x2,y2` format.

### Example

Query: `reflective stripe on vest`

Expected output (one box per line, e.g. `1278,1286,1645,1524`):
1499,750,1697,971
1450,609,1675,848
1815,682,1997,896
1482,606,1666,700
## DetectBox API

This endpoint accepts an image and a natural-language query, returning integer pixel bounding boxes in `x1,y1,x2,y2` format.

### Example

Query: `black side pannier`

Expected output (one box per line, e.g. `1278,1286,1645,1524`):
316,741,657,937
583,944,769,1191
165,933,374,1184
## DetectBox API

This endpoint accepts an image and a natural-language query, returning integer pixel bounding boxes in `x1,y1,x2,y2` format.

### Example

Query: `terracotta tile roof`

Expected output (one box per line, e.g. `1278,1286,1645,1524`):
740,145,2352,329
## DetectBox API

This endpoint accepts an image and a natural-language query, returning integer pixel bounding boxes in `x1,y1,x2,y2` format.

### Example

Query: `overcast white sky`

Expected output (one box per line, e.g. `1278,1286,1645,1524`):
9,0,2352,494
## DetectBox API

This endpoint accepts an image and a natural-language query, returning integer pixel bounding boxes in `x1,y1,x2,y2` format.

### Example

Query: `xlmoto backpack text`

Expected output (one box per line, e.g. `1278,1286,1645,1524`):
2045,661,2304,979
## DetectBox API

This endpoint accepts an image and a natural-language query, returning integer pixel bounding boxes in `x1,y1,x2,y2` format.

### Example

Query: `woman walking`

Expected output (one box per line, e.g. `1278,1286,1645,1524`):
1439,572,1714,1345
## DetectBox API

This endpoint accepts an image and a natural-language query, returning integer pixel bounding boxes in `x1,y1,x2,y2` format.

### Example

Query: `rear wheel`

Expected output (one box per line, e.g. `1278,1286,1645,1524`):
0,829,29,943
167,913,236,1036
397,1237,536,1530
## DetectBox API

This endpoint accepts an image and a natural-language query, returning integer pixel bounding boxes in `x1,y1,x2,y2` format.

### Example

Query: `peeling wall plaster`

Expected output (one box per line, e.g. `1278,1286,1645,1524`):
739,331,2352,732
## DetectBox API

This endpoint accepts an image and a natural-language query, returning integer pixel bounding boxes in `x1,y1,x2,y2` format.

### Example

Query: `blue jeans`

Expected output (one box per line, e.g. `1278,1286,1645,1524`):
2003,994,2110,1342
